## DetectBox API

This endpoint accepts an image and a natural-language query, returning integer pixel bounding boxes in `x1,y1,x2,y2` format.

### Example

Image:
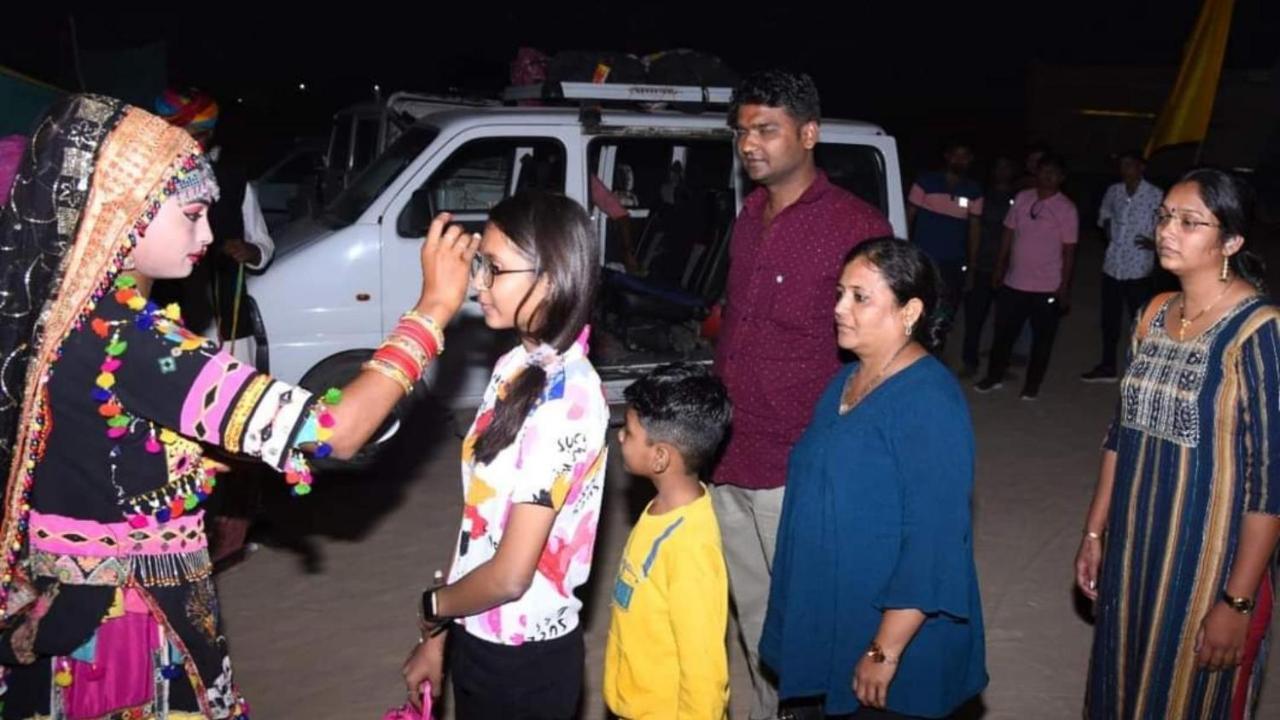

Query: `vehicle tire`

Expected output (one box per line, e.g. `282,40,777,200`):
297,349,423,471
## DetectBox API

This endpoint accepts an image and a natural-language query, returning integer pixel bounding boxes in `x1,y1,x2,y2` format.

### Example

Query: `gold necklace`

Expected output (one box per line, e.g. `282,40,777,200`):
840,340,913,414
1177,281,1233,341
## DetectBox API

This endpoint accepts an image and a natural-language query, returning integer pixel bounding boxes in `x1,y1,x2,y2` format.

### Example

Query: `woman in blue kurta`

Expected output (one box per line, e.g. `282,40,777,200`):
1076,169,1280,720
762,238,987,719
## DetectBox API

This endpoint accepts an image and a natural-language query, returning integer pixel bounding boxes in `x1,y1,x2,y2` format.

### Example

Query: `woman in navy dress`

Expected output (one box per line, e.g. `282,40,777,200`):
1076,169,1280,719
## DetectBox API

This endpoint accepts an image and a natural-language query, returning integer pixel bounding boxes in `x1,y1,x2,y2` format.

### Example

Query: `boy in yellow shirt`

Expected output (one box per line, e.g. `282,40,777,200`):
605,363,732,719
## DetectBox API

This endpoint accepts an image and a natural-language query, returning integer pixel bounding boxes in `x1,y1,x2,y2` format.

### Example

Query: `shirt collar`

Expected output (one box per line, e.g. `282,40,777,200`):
744,170,833,217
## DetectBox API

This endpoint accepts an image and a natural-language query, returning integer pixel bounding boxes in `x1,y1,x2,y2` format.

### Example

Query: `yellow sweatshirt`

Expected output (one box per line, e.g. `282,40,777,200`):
604,489,729,719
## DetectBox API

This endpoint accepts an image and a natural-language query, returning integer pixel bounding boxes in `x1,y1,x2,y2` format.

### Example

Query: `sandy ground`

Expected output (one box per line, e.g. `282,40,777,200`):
216,238,1280,719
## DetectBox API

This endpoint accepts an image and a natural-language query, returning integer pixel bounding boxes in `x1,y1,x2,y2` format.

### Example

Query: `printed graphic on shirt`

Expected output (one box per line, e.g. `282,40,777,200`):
1099,180,1162,280
448,328,609,645
613,558,639,611
611,516,685,612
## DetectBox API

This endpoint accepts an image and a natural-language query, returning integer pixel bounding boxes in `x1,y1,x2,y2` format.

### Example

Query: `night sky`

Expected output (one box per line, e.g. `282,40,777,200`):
4,2,1277,172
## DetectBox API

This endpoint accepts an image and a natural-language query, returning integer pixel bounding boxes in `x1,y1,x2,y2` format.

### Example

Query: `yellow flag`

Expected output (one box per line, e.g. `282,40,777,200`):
1145,0,1237,157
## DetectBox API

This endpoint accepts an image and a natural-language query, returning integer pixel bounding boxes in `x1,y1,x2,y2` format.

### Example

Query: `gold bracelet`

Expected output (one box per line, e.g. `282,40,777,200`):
864,641,899,665
1221,589,1256,615
403,310,446,353
373,357,415,394
376,336,433,383
362,358,413,395
400,318,444,358
383,334,433,369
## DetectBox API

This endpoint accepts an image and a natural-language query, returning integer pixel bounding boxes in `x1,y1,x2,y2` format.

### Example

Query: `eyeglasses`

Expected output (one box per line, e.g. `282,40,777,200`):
1154,209,1221,234
470,254,537,290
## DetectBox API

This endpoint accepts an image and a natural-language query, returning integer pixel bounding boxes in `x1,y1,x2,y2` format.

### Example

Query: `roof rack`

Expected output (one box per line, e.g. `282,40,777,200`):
502,82,733,106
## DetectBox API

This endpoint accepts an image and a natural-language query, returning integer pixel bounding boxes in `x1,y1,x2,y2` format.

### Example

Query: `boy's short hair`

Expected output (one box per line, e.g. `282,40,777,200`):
623,363,732,477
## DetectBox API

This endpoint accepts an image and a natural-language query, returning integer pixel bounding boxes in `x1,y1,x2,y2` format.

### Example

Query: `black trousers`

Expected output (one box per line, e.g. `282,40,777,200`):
783,697,938,720
783,703,932,719
981,286,1062,394
961,269,997,369
1098,273,1152,369
450,627,583,720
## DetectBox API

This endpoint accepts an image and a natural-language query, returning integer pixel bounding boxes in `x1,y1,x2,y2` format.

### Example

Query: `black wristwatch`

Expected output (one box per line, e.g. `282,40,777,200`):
420,587,439,624
419,569,447,629
419,589,452,638
1220,590,1256,615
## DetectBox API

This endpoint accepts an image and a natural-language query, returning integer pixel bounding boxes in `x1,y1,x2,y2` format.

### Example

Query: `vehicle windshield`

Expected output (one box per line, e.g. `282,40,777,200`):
320,125,439,228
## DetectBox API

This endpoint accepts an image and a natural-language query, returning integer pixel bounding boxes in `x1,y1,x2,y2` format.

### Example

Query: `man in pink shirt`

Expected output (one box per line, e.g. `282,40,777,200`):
974,154,1077,400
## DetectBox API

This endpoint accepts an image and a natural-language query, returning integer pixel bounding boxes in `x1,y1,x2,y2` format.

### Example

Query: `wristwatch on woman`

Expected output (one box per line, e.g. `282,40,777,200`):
1220,590,1256,615
419,570,451,637
864,641,899,665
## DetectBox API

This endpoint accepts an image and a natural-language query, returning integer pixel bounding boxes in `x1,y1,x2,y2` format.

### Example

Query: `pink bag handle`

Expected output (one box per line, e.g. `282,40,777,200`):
381,682,432,719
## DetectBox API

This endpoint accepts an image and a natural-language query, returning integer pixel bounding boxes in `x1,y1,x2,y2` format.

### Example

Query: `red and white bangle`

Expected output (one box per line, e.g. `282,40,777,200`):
401,311,445,354
363,311,447,395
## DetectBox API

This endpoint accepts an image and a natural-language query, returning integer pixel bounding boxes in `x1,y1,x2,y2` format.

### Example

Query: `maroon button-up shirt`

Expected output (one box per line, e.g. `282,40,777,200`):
713,171,893,490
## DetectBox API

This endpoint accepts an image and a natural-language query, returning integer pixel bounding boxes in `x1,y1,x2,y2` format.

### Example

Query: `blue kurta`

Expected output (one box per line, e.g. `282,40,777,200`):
1087,297,1280,720
761,355,988,717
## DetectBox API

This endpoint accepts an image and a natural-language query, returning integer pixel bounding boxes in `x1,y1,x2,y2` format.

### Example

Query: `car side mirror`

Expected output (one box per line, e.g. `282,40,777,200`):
397,186,436,237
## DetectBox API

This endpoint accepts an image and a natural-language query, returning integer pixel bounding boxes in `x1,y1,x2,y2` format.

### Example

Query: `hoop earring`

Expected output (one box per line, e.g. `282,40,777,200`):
905,322,915,337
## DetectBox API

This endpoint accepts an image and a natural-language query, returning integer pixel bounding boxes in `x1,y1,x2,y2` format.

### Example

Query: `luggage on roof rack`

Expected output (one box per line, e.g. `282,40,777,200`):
502,82,734,108
545,51,646,85
505,49,739,112
644,49,740,88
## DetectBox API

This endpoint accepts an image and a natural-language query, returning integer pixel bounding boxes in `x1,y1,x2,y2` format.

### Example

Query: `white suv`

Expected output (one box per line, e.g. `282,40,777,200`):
245,83,906,455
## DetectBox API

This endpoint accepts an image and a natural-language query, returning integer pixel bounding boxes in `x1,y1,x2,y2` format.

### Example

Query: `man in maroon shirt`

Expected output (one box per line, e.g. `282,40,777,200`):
713,70,892,719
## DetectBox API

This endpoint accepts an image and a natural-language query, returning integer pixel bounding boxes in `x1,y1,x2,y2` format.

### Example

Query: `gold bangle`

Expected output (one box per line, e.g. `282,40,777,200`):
373,358,414,394
1221,589,1256,615
375,336,429,379
401,319,444,357
383,334,433,369
362,359,413,395
378,338,424,376
402,310,446,353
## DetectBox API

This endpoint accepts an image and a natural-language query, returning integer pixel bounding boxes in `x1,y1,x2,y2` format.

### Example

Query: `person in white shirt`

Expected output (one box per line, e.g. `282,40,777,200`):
1081,151,1163,383
152,87,274,345
152,88,277,565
